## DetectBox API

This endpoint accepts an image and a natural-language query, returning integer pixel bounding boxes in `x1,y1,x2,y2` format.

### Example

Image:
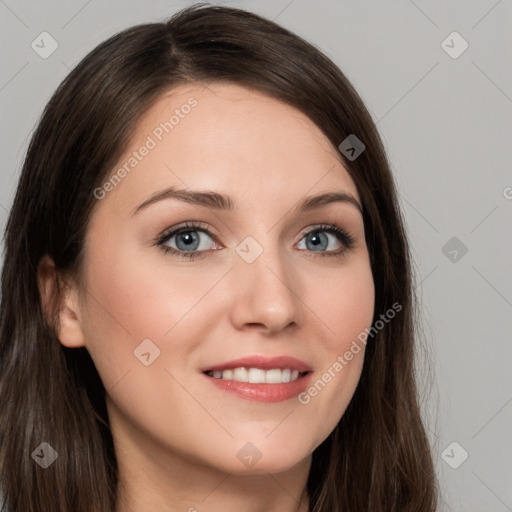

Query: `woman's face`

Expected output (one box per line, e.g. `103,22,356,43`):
68,82,374,476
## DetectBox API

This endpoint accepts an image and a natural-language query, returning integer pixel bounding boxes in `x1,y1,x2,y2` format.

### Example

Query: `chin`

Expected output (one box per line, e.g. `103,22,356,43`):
203,435,314,476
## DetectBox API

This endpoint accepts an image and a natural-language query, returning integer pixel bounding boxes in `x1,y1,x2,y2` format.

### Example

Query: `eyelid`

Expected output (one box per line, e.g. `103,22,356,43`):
156,221,218,243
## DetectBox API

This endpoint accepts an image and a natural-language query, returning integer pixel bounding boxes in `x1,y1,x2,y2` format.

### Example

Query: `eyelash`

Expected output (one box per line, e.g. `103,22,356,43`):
154,221,356,260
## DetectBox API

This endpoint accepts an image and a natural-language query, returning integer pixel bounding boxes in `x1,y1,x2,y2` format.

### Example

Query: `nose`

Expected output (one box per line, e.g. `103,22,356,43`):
228,243,301,335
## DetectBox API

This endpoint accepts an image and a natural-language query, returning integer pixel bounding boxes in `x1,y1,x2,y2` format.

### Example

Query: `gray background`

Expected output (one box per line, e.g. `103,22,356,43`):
1,1,511,510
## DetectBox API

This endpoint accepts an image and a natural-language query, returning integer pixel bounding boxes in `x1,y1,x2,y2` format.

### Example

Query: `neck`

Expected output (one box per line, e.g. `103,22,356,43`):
114,444,310,512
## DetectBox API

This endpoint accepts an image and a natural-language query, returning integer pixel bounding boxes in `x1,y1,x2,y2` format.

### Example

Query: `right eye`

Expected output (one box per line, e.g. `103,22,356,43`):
156,221,221,259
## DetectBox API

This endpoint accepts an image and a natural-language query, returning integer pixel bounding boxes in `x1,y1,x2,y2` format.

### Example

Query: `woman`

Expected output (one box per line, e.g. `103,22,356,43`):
0,4,439,511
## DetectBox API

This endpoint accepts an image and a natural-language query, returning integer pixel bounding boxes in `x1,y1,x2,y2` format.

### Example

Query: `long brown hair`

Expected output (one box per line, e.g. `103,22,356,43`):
0,4,439,511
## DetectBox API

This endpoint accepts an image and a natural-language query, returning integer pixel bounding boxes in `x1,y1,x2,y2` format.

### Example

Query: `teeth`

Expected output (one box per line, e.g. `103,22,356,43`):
206,367,304,383
233,367,248,382
267,368,287,383
248,368,266,383
280,369,291,383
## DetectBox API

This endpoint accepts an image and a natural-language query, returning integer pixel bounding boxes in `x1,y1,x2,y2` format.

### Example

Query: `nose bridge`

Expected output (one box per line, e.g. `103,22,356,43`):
229,233,300,332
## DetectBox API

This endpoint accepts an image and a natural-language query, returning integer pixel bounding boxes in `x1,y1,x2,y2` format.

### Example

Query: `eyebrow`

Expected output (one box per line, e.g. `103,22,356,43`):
131,186,363,216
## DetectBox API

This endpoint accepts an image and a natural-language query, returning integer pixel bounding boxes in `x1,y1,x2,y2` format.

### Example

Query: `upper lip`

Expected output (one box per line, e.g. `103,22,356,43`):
201,355,313,373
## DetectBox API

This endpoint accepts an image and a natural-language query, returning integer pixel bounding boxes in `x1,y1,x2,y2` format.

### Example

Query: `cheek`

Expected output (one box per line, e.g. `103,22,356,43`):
77,234,165,387
79,233,223,389
297,259,374,428
312,258,375,350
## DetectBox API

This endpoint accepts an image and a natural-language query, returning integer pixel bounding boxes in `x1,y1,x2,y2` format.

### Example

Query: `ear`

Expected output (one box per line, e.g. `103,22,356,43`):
37,255,86,348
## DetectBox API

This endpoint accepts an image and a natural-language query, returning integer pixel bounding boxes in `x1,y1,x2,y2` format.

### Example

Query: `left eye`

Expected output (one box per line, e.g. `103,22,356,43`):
297,229,343,253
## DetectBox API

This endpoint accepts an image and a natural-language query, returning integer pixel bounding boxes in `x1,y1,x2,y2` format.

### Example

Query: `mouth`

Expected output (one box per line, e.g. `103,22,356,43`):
200,356,313,402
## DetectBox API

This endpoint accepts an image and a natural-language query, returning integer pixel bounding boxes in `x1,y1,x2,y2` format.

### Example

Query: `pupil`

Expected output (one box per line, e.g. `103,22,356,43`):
177,231,199,250
308,232,326,251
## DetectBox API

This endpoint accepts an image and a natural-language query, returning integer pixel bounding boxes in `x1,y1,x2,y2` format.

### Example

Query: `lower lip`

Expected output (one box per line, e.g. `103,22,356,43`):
203,372,313,402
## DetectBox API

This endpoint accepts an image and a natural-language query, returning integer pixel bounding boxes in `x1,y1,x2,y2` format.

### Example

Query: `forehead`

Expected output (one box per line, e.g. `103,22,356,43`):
103,81,361,213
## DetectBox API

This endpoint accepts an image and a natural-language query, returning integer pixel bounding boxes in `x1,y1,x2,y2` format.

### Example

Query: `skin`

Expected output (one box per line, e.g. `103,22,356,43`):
38,82,375,512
